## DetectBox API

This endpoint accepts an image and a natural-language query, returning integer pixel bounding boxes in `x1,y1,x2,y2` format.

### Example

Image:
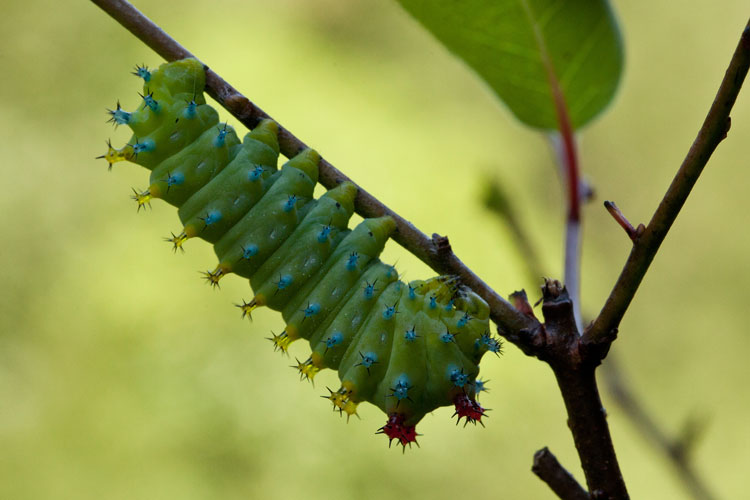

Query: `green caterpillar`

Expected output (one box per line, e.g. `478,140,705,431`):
98,58,500,448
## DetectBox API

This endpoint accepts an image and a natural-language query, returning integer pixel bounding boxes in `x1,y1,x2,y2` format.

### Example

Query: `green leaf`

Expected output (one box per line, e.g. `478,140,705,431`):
395,0,624,130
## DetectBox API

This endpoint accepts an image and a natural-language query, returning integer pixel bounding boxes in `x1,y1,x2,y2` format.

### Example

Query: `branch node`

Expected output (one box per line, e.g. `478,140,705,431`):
722,116,732,140
509,290,537,319
431,233,452,258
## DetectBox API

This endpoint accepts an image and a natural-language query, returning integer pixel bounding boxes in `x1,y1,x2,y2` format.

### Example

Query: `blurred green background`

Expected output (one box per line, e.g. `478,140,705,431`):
1,1,748,498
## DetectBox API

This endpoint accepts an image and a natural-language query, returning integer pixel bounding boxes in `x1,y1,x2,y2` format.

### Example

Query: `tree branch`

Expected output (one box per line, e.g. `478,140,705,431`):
585,19,750,343
540,281,629,499
533,447,590,500
89,0,540,339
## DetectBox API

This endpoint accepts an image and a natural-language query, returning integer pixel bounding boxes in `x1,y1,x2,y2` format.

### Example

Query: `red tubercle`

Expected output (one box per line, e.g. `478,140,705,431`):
377,413,418,449
452,393,486,426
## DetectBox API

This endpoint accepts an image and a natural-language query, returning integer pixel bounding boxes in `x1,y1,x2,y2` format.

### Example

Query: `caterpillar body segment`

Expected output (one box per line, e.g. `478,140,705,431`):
309,261,399,369
250,182,358,311
100,59,498,448
176,124,281,243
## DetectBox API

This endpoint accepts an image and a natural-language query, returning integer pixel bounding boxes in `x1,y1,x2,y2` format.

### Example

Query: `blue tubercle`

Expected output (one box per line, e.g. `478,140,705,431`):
106,101,131,126
164,171,185,188
429,295,437,310
303,302,321,317
474,378,489,395
404,327,418,342
183,100,197,119
363,280,377,299
131,137,155,155
390,376,411,402
201,210,222,226
283,195,298,213
408,285,417,300
213,123,229,147
277,274,293,290
346,252,359,271
476,333,502,354
449,367,469,388
317,225,332,243
325,332,343,350
382,304,396,320
139,91,159,112
241,244,259,260
440,330,456,344
132,64,151,82
357,352,377,370
248,166,265,181
457,313,471,328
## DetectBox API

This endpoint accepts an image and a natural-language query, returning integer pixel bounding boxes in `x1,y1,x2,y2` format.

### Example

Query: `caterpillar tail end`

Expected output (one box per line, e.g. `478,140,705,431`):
452,393,486,427
377,413,419,451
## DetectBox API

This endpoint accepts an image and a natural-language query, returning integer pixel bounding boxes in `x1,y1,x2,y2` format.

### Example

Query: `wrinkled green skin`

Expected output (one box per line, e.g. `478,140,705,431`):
111,59,494,432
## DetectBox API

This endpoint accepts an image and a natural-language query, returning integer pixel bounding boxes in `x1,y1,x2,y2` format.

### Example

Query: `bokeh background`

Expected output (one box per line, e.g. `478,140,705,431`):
1,1,748,498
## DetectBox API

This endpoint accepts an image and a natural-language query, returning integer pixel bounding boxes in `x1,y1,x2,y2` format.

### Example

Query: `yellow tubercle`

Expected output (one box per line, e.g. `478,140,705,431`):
165,231,189,253
343,401,359,422
130,188,152,212
237,298,260,320
267,331,294,354
325,387,351,412
97,139,134,170
294,358,321,383
202,266,226,288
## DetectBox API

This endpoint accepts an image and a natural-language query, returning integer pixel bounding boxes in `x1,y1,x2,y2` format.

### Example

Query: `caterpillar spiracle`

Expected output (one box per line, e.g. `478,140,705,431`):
98,58,501,448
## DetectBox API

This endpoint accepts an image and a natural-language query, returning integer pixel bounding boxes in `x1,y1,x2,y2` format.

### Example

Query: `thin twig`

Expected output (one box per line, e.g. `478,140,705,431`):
89,0,540,339
602,358,716,500
533,447,590,500
585,19,750,343
603,201,642,241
